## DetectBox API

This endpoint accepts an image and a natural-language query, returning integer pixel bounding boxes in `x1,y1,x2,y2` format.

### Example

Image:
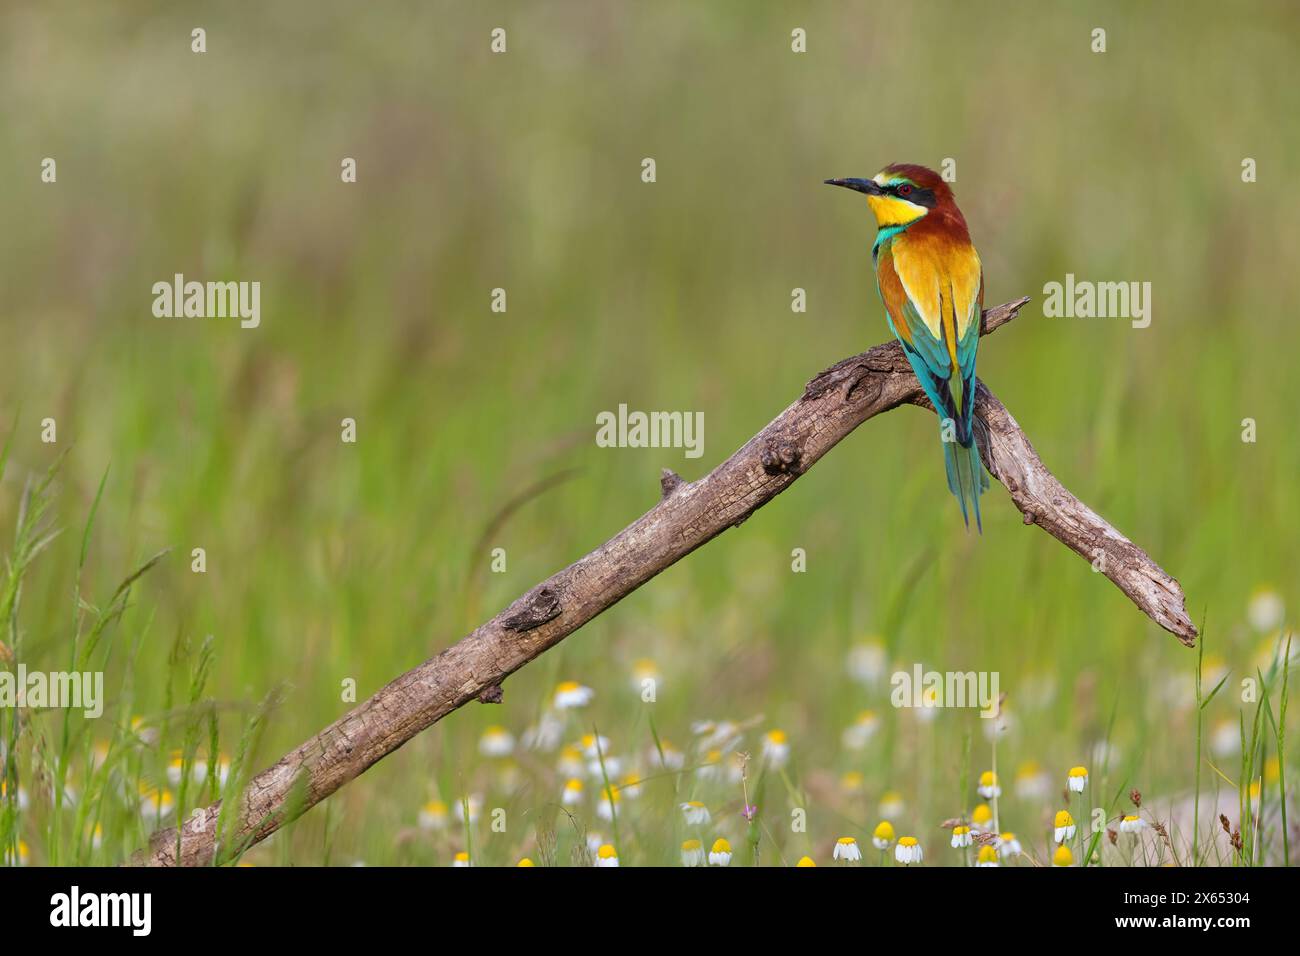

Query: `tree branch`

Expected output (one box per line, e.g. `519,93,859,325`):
133,296,1196,866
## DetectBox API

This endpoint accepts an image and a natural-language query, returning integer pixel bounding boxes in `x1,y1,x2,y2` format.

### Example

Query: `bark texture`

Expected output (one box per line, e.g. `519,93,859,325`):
134,296,1196,866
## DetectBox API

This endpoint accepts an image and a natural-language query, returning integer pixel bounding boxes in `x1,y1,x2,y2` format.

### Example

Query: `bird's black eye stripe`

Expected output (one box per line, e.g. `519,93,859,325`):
889,183,937,207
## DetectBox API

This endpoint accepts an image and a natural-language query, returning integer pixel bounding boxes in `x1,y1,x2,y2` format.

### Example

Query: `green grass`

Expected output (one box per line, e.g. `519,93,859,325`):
1,0,1297,866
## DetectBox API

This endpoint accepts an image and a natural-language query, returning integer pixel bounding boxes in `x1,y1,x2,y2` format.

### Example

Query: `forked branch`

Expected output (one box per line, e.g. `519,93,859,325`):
135,296,1196,866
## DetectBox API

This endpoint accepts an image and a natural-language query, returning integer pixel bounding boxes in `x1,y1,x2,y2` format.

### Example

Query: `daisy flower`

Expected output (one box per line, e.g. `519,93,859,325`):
1053,810,1076,843
879,791,905,818
895,836,922,865
517,858,535,867
1067,766,1088,793
1052,845,1074,867
595,844,619,867
452,851,471,867
708,838,733,866
976,845,999,867
846,639,887,685
841,710,880,751
553,681,594,710
478,725,515,758
562,778,584,806
977,771,1001,799
872,820,895,850
970,804,994,832
840,771,865,794
681,839,705,867
596,786,621,821
619,773,643,799
833,837,862,862
762,729,790,768
951,825,973,848
1014,761,1051,800
418,799,449,830
1248,587,1285,632
1119,815,1146,834
998,832,1022,856
796,856,817,867
631,658,659,692
696,749,723,781
556,745,584,777
680,801,711,825
651,740,686,771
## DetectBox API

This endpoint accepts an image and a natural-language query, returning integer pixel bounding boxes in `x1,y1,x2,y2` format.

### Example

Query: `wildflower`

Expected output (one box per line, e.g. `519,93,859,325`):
631,658,659,692
596,786,621,821
130,715,159,745
680,801,711,825
872,821,896,850
457,794,482,824
1119,815,1146,834
520,711,564,751
895,836,922,864
580,733,612,759
916,685,941,721
846,640,887,685
166,751,208,787
91,823,104,851
970,803,993,832
557,745,584,777
478,725,515,758
796,855,817,867
1014,761,1051,800
1052,845,1073,867
708,838,733,866
4,840,30,866
586,832,604,855
951,825,973,848
1067,766,1088,793
841,710,880,750
1210,720,1240,757
692,720,742,753
833,837,862,862
977,771,1001,799
1248,587,1285,632
681,838,705,866
517,858,535,867
0,780,29,811
879,791,905,818
976,845,999,867
998,832,1022,856
452,851,471,867
138,785,175,821
839,771,865,794
553,681,594,709
1053,810,1076,843
619,773,643,799
595,844,619,867
562,778,584,806
696,748,723,781
418,799,449,830
651,740,686,771
762,729,790,768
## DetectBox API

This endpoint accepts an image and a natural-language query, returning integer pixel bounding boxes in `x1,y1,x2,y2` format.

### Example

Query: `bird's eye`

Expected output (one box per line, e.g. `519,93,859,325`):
897,183,913,196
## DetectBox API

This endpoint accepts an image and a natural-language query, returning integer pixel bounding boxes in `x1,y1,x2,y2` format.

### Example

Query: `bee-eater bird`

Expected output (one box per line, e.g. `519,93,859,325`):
825,163,989,530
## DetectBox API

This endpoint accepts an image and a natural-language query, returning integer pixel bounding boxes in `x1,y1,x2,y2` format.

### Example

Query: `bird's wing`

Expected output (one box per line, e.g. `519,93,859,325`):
880,233,983,419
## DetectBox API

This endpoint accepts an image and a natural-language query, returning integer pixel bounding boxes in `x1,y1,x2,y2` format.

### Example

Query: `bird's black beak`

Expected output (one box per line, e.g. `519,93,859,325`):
824,177,883,196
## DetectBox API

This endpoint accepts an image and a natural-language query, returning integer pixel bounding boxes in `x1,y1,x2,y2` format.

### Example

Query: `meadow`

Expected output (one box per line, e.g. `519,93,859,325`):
1,0,1297,868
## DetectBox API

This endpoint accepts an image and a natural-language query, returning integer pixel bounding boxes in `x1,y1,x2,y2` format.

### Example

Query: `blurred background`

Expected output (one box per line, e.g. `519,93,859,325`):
1,0,1297,866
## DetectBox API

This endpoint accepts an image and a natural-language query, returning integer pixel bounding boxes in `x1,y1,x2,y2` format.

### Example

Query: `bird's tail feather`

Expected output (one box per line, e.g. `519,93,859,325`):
942,434,988,532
